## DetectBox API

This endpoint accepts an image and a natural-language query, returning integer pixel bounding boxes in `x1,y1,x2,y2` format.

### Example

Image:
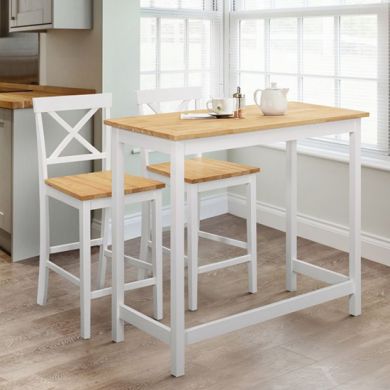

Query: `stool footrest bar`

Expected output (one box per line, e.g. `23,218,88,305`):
198,255,250,274
293,259,349,285
91,277,156,299
120,304,171,344
198,231,248,249
47,261,80,286
50,238,103,254
104,250,153,272
148,243,189,261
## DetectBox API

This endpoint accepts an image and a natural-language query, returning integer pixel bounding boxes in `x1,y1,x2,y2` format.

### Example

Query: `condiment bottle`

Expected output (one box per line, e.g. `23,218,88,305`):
233,86,245,118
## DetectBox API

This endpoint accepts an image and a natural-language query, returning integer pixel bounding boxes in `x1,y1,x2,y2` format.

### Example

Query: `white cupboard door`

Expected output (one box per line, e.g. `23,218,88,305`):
0,111,12,234
10,0,52,28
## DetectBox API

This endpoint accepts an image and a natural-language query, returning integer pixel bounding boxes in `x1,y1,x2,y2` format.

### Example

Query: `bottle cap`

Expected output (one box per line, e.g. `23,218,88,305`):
233,86,245,98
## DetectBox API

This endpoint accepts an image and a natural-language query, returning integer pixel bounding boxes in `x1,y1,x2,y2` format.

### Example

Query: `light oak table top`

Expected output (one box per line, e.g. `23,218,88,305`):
105,102,369,141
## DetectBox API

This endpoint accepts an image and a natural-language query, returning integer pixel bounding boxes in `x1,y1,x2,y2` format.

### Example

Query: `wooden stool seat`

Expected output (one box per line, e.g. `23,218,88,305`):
46,171,165,201
147,158,260,184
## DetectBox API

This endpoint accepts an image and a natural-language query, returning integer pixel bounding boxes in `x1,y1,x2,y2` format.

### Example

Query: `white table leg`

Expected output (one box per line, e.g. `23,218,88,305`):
170,142,186,377
349,122,362,316
112,129,125,342
286,140,298,292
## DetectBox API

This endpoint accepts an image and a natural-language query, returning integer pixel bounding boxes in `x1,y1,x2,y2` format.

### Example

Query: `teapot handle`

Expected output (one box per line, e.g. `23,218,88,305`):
253,89,263,108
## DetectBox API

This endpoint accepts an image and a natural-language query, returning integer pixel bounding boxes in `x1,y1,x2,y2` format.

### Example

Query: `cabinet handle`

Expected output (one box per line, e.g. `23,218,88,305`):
10,0,17,22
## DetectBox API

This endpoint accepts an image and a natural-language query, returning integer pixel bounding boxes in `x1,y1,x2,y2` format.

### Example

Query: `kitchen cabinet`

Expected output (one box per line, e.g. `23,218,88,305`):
0,109,12,234
9,0,52,30
9,0,92,32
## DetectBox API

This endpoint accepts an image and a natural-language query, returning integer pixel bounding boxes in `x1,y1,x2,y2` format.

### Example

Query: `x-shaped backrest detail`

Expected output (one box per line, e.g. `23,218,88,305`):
146,99,195,114
47,108,101,161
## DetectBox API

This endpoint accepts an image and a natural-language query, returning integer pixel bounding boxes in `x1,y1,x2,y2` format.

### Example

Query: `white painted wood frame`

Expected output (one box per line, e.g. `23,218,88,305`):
33,93,164,339
110,115,362,377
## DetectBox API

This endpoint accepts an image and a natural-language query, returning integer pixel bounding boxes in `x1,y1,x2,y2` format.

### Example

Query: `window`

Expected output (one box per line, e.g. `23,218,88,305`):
140,0,223,109
231,1,389,156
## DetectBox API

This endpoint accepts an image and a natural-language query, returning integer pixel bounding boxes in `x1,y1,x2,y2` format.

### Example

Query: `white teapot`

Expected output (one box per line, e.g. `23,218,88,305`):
254,83,289,116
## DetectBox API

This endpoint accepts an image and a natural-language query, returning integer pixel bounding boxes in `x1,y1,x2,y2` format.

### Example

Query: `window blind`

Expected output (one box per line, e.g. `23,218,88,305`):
237,0,388,10
231,1,389,154
140,0,213,10
140,0,222,112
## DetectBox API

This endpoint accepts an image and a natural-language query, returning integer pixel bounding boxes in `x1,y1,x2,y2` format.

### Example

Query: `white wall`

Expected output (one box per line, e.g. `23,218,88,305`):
101,0,139,117
228,145,390,265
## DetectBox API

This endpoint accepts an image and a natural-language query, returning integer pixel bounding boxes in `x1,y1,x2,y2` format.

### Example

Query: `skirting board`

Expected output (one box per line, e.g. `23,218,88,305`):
92,192,229,241
228,192,390,267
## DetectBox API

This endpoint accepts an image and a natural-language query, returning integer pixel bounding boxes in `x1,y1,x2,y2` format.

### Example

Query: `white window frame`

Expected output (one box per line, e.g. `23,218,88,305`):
140,1,224,97
229,2,390,162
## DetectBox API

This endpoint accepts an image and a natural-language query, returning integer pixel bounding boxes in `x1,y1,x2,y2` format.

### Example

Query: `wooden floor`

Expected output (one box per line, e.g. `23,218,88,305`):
1,214,390,390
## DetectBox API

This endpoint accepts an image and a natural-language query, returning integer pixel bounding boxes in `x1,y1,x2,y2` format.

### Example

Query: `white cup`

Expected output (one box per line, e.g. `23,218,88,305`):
206,98,235,116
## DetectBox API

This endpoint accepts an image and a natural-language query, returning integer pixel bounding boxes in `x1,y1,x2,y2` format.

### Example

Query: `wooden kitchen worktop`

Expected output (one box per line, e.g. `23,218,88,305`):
0,82,95,109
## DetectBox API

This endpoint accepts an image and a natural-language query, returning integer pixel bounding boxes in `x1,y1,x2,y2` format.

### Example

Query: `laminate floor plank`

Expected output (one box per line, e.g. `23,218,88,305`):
0,214,388,390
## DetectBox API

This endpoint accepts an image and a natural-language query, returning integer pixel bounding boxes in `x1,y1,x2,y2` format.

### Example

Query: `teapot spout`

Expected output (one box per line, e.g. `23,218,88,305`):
282,88,289,96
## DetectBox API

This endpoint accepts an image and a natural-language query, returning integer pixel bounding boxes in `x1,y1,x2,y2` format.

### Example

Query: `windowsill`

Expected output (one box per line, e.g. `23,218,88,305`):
259,143,390,172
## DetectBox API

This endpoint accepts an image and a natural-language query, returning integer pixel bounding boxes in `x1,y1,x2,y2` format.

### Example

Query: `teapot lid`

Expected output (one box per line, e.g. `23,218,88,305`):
270,82,279,89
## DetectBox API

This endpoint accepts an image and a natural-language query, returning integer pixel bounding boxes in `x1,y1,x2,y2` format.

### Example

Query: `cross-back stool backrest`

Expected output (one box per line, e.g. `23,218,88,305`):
137,86,203,115
136,87,203,166
33,93,112,183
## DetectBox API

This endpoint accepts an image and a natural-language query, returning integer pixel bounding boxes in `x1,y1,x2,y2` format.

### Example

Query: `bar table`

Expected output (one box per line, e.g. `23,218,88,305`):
105,102,369,377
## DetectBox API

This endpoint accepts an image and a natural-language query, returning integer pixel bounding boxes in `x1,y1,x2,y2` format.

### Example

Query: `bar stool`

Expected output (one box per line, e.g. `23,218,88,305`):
136,87,260,311
33,93,165,339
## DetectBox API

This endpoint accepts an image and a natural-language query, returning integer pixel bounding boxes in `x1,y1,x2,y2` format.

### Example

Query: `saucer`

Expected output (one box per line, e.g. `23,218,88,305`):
209,112,234,119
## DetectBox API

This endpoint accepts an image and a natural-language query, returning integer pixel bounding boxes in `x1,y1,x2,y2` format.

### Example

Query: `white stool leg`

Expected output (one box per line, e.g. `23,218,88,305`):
151,192,163,320
286,140,298,292
97,209,110,289
187,185,199,311
79,202,92,339
139,201,151,280
247,176,257,294
37,192,50,305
